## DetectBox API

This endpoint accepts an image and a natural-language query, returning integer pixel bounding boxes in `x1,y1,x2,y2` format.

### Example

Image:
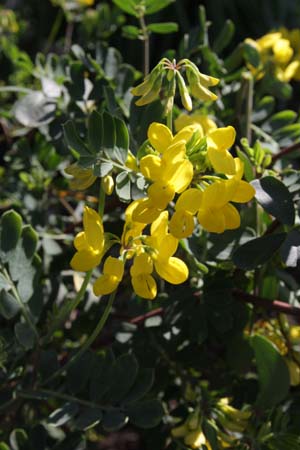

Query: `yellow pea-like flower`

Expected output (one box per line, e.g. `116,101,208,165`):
93,256,124,296
71,206,105,272
206,126,236,175
130,253,157,300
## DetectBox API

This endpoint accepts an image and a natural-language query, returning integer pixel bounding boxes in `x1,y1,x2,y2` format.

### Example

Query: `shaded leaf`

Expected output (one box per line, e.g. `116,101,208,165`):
147,23,178,34
13,92,56,128
0,210,22,253
102,410,127,431
251,335,290,409
252,176,295,226
127,399,163,428
74,408,103,431
0,290,20,320
233,233,287,270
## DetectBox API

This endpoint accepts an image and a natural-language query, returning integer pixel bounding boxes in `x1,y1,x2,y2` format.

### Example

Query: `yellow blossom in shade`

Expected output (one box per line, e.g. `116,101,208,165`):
93,256,124,296
147,211,189,285
77,0,94,5
130,253,157,300
65,164,96,190
71,206,105,272
184,430,212,450
174,113,217,134
206,126,236,175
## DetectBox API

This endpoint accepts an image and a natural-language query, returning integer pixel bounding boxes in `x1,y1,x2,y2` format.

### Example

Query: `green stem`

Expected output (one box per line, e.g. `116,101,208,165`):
167,109,173,133
244,72,253,145
3,268,39,340
44,8,64,53
42,270,92,344
98,181,106,218
18,388,117,410
139,14,150,76
42,290,117,385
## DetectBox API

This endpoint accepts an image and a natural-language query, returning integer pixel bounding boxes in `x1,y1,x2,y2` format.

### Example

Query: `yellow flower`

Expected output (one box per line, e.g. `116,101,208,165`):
206,126,236,175
174,112,217,134
147,211,189,285
71,206,105,272
169,188,202,239
197,159,255,233
65,164,96,190
133,123,195,223
130,253,157,300
93,256,124,296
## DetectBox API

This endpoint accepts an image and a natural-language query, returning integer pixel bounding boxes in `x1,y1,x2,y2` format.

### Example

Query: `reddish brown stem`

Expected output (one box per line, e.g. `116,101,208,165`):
129,308,164,325
233,289,300,318
271,142,300,164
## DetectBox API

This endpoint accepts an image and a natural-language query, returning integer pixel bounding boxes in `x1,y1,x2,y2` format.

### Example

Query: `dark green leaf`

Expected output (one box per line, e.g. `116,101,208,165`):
233,233,287,270
122,25,140,39
243,41,260,68
147,22,178,34
127,399,163,428
63,121,91,156
0,210,22,253
102,111,116,151
212,20,235,53
67,352,95,394
252,176,295,226
112,0,138,17
269,110,297,131
122,369,154,404
145,0,174,14
280,230,300,267
0,290,20,319
93,161,113,177
236,149,254,181
114,117,129,163
103,353,139,403
89,350,115,401
15,322,36,350
88,111,103,153
39,350,59,381
251,335,290,408
74,407,103,430
48,403,79,427
21,225,38,260
102,410,127,431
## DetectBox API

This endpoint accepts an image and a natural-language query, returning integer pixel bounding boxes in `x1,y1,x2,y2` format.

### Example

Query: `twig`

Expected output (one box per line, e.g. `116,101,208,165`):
233,289,300,318
271,141,300,165
129,308,164,325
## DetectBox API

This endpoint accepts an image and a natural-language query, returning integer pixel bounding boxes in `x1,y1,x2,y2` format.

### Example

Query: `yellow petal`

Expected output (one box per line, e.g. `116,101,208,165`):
158,234,178,259
231,180,255,203
148,181,175,209
139,155,162,180
175,188,203,213
148,122,173,153
131,274,157,299
169,210,195,239
223,203,240,229
130,253,153,276
71,249,101,272
168,159,194,193
207,148,236,175
103,256,124,281
83,206,104,252
197,207,226,233
74,231,87,251
162,140,186,164
150,210,169,240
132,198,161,224
93,274,119,296
202,181,234,210
155,257,188,284
207,126,236,152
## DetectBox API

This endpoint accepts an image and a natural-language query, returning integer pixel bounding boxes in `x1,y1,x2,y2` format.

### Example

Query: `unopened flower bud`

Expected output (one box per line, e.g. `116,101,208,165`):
102,175,114,195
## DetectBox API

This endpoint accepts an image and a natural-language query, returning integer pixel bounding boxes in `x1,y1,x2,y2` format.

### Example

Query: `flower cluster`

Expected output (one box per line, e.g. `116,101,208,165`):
246,28,300,82
70,117,255,300
171,399,251,449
